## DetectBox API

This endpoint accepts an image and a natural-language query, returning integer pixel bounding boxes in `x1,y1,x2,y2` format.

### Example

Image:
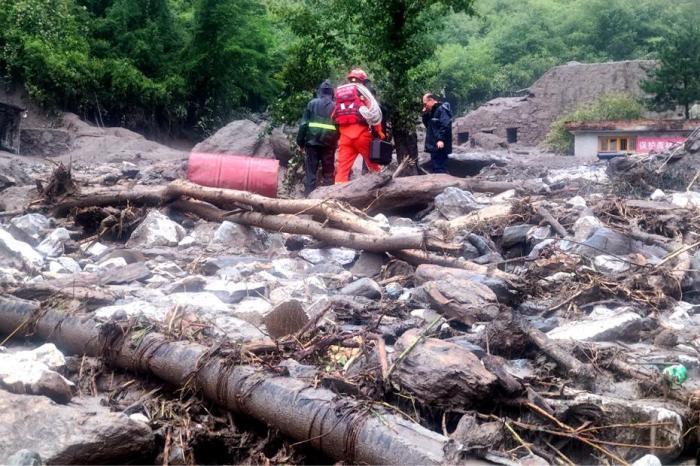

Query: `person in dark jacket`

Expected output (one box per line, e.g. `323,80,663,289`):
421,93,453,174
297,80,339,195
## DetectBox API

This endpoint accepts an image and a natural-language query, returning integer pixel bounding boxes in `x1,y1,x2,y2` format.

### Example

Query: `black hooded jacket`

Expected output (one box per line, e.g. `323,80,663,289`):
296,80,339,148
422,101,453,153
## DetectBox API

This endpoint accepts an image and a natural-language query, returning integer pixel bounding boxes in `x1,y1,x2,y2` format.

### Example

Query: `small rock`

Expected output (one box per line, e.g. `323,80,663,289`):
128,413,150,425
650,189,666,201
572,215,603,242
48,257,81,274
501,224,535,248
340,277,382,299
6,450,42,466
210,221,255,250
434,187,481,220
36,228,72,257
573,227,635,257
164,275,207,294
263,300,309,339
204,280,267,304
594,254,631,274
384,282,404,299
230,297,274,326
126,211,185,248
410,308,442,323
632,455,662,466
670,192,700,209
83,242,110,257
566,196,587,209
177,236,196,248
298,247,357,265
654,329,678,348
491,190,516,202
350,252,386,278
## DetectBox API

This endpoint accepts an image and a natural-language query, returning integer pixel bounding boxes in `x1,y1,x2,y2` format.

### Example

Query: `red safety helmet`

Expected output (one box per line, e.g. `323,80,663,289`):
347,68,368,82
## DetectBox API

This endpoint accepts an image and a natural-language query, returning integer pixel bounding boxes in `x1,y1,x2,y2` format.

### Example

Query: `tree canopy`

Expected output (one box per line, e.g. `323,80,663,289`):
641,20,700,119
0,0,697,143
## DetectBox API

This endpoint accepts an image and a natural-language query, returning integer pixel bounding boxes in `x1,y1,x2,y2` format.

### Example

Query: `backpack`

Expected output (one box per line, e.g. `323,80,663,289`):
333,83,365,125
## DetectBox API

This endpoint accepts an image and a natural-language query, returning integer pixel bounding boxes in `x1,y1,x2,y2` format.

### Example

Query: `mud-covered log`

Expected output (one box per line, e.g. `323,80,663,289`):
0,304,450,465
310,172,525,214
520,321,596,386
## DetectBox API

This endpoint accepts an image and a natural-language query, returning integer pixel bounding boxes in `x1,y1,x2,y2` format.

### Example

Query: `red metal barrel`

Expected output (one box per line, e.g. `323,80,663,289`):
187,152,279,198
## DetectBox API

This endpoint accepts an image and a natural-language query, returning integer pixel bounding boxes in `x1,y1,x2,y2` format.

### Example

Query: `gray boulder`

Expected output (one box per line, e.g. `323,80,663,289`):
8,214,52,245
0,391,154,464
0,227,44,271
192,119,274,158
126,211,185,248
434,187,482,220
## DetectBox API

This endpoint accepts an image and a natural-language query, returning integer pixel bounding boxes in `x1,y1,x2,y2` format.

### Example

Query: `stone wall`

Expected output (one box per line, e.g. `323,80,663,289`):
454,60,664,147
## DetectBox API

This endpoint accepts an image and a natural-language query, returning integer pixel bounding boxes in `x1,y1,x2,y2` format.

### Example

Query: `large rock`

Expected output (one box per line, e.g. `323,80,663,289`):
192,119,274,158
8,214,52,245
421,277,500,324
0,391,155,464
550,393,688,463
340,277,382,300
0,227,44,271
391,329,497,410
414,264,514,304
434,187,482,220
0,344,73,403
547,307,643,342
126,211,185,248
571,227,636,258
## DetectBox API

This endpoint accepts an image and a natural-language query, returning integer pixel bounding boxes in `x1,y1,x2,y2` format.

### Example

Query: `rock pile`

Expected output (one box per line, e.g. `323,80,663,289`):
1,125,700,465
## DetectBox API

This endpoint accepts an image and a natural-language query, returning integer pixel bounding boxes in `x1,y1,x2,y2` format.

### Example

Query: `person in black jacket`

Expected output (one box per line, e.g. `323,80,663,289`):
297,80,339,195
421,93,453,174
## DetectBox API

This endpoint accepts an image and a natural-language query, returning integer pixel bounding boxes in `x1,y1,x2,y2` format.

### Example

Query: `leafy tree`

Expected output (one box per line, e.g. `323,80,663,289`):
275,0,477,161
185,0,280,134
641,21,700,119
545,93,644,153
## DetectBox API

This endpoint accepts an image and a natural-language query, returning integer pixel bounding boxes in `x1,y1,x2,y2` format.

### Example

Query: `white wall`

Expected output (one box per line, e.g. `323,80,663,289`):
573,133,599,158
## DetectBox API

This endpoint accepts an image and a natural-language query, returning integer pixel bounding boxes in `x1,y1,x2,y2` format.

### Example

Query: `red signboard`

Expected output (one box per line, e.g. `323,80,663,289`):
636,137,686,153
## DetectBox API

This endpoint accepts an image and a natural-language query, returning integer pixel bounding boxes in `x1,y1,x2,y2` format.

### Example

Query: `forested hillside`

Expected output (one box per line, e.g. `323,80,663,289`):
0,0,697,137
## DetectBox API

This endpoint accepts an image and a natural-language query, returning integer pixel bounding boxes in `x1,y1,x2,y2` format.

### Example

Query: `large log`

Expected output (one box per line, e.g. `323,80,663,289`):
0,303,450,465
310,173,525,214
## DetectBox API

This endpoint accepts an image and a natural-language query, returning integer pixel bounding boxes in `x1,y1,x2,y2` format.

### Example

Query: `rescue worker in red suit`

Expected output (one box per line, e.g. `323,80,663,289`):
333,69,386,183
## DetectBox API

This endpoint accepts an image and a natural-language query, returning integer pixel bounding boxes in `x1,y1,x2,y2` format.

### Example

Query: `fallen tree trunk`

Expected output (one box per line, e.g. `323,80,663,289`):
0,304,449,465
311,173,526,214
54,181,463,256
172,199,460,255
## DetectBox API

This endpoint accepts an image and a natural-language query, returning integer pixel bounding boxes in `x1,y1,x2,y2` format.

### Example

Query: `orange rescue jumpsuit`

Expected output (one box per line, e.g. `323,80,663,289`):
334,122,384,183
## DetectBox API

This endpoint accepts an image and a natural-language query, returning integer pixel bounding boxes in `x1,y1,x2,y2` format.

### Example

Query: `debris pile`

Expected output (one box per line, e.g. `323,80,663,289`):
1,128,700,465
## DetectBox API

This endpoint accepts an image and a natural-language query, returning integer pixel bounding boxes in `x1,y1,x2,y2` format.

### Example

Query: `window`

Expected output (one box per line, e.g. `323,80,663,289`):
599,136,632,152
506,127,518,143
457,131,470,144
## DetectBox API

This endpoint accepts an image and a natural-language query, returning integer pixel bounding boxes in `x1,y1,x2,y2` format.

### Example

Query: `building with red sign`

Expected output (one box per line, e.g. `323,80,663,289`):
564,119,700,158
